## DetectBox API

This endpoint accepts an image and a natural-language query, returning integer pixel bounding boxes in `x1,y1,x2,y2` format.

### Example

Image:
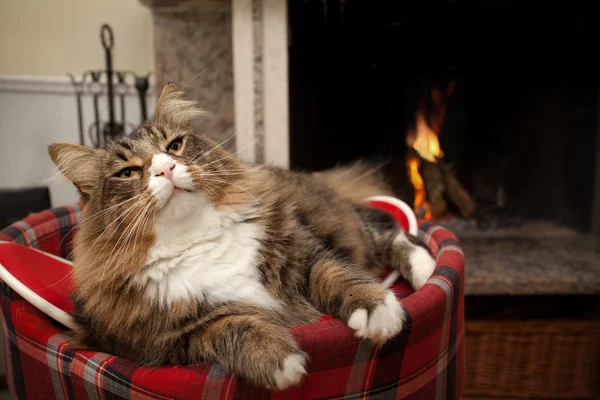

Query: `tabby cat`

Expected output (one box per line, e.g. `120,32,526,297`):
48,84,435,391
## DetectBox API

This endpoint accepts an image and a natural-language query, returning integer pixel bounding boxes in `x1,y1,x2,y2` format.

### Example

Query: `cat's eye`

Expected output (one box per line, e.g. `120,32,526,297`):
115,167,139,179
167,138,183,153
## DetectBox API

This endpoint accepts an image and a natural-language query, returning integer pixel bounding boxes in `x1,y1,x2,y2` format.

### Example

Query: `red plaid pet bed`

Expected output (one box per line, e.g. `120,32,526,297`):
0,205,465,399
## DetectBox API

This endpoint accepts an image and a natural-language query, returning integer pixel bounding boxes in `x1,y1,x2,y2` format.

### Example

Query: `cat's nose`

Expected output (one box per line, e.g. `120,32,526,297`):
150,154,176,180
154,163,175,179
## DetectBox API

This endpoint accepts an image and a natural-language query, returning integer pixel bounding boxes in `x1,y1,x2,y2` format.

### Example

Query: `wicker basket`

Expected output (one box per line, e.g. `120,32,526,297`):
464,319,600,399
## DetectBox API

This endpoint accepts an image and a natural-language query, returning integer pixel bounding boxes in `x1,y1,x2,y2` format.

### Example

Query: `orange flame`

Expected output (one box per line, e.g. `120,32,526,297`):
406,112,443,163
407,155,432,220
406,78,455,219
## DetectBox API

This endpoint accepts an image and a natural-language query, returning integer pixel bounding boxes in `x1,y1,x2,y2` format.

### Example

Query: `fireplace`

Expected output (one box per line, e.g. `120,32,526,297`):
285,7,600,394
140,1,599,237
286,0,600,304
142,0,600,293
288,0,600,236
137,1,600,396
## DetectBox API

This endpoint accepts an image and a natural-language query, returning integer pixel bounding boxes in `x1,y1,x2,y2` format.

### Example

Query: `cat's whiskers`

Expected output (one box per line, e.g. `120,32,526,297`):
112,202,148,271
196,181,219,199
113,187,151,195
101,194,155,294
195,131,265,168
102,192,154,276
179,67,210,95
75,193,147,266
46,197,146,291
42,170,69,186
201,177,260,205
162,52,173,88
200,170,267,178
57,195,146,252
63,200,145,261
190,130,238,165
110,199,156,295
202,166,270,174
200,169,271,180
205,180,232,201
128,199,156,270
121,201,157,291
80,193,151,273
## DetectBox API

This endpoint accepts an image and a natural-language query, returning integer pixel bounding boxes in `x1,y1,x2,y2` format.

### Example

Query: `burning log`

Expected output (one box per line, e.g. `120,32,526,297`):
407,150,476,219
418,155,448,217
405,75,476,220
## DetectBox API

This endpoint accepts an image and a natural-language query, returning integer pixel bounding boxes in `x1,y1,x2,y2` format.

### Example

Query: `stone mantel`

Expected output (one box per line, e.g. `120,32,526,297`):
141,0,289,167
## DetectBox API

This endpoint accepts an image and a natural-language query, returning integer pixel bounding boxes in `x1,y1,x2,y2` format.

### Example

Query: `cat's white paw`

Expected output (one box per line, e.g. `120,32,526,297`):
410,247,436,290
347,291,404,345
272,353,307,390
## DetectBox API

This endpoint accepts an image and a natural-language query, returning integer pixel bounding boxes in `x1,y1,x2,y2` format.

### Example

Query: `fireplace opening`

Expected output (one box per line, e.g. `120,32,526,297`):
288,0,600,293
289,0,600,236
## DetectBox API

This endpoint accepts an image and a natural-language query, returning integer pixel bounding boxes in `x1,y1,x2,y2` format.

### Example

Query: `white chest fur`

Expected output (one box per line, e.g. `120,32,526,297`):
133,193,277,309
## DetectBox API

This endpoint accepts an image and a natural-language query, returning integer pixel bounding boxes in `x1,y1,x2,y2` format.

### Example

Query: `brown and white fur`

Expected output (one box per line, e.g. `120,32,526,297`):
48,84,435,391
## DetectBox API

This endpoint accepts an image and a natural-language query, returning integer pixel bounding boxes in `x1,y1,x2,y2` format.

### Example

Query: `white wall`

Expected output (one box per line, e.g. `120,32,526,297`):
0,0,155,207
0,0,154,77
0,77,156,207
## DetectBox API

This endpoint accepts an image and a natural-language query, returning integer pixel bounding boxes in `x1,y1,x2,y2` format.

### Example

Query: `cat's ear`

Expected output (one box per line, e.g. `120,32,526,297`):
153,83,208,128
48,143,100,200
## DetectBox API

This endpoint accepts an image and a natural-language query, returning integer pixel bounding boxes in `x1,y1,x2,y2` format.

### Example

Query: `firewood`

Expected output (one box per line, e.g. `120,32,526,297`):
440,162,477,218
419,158,448,218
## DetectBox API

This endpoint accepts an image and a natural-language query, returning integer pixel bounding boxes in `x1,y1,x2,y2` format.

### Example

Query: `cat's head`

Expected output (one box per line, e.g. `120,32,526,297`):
49,84,243,224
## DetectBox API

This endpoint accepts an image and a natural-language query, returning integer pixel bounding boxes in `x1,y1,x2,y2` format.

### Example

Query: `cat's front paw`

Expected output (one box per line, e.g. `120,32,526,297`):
410,246,436,290
347,291,404,345
271,353,308,390
262,352,307,391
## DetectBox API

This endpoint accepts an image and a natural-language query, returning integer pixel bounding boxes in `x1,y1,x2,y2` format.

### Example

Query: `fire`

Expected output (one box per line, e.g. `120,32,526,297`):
406,99,445,219
407,156,432,219
406,112,444,163
404,77,473,220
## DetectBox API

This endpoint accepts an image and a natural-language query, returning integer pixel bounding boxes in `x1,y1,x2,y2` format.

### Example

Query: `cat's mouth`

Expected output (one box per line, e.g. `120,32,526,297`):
173,185,194,193
168,186,190,199
152,183,201,221
149,164,197,212
163,184,196,204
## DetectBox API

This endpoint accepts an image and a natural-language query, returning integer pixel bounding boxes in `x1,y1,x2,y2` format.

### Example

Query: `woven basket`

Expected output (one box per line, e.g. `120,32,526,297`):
464,319,600,399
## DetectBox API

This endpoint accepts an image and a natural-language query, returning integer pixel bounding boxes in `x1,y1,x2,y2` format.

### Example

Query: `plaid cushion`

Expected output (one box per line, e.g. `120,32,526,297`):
0,206,465,399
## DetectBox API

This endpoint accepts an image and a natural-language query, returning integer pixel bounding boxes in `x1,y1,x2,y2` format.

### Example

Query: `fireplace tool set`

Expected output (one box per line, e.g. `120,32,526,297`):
67,24,153,148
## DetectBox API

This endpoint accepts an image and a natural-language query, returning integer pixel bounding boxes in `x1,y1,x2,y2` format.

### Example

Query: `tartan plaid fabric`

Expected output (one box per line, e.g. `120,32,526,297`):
0,206,465,399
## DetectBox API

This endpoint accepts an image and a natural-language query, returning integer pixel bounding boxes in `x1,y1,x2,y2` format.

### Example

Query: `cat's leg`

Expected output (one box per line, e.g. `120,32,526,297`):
380,230,436,290
308,258,404,345
188,313,307,390
354,205,435,290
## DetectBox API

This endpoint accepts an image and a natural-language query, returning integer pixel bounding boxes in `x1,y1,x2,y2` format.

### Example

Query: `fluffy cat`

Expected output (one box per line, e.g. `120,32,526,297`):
48,84,435,391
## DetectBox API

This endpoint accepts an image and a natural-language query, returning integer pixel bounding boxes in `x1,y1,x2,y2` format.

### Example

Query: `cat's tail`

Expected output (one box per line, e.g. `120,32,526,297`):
312,161,394,205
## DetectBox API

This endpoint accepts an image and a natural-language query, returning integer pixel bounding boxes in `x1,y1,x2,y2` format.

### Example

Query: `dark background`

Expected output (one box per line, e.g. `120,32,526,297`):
288,0,599,232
